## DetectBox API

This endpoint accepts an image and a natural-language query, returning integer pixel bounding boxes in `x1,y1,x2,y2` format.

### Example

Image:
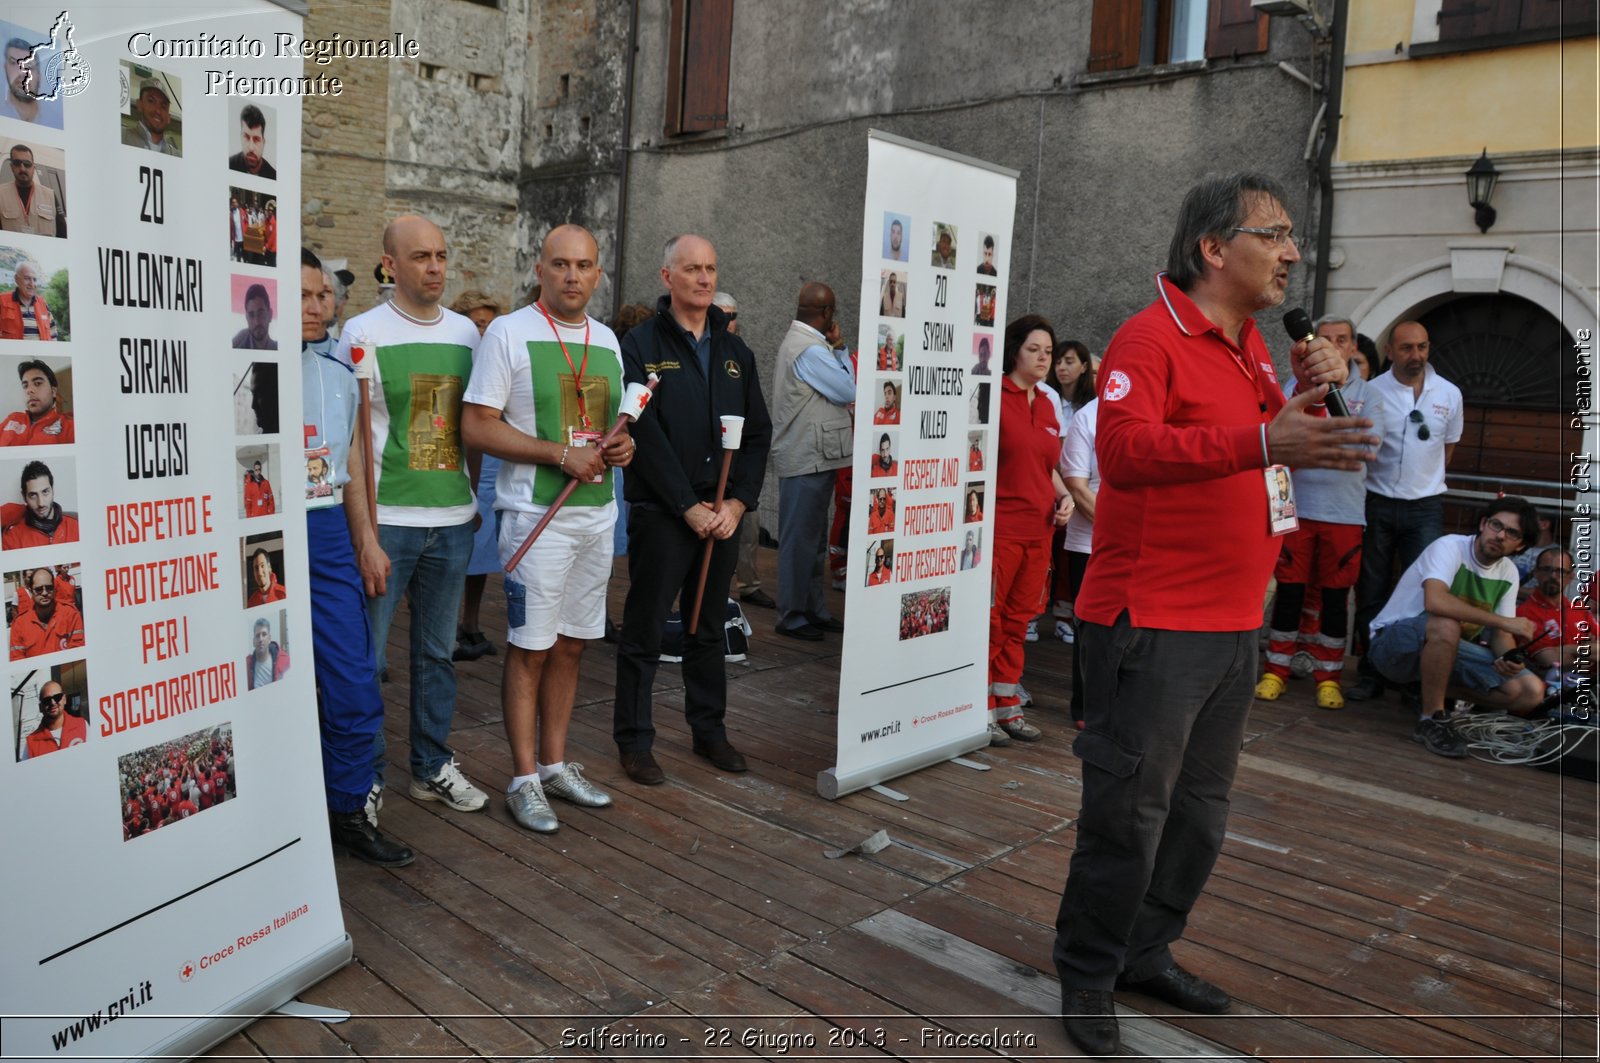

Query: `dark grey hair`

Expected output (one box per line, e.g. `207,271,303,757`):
1165,172,1290,291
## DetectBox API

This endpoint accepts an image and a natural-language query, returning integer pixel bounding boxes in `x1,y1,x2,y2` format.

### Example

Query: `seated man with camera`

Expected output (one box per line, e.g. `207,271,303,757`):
1366,497,1547,758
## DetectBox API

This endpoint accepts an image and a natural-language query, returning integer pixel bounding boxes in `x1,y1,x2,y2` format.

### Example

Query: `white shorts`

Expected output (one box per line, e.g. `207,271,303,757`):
497,511,612,651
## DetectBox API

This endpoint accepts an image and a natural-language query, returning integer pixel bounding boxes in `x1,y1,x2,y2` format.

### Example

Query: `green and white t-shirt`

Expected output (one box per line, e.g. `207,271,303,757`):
336,302,480,528
1371,533,1518,641
462,305,622,536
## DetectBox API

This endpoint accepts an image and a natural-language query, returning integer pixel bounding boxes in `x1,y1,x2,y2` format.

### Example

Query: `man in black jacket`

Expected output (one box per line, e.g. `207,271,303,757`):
614,234,772,785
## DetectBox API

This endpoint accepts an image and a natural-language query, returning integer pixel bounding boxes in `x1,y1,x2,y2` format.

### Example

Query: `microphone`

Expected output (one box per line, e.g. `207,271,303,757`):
1283,308,1350,418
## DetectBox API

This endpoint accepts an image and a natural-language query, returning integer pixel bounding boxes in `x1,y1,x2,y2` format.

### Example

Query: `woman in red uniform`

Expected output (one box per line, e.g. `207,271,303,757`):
988,315,1073,744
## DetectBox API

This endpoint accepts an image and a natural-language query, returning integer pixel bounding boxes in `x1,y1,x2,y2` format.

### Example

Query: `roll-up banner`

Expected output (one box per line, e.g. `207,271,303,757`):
0,3,351,1059
821,131,1018,800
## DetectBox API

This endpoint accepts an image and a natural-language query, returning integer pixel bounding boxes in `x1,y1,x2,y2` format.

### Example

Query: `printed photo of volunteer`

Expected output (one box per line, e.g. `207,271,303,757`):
241,531,287,608
0,454,77,549
6,561,83,660
11,658,87,761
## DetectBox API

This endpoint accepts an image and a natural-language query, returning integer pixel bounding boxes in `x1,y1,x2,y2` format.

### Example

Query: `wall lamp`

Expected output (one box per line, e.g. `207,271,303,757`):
1466,148,1499,233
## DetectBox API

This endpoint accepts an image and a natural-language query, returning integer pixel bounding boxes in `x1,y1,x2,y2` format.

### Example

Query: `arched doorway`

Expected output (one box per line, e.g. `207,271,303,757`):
1416,292,1578,495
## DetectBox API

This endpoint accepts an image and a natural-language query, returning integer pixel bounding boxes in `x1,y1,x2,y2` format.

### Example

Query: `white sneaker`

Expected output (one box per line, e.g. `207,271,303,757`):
410,758,488,812
363,781,384,827
1025,619,1039,642
1055,619,1075,644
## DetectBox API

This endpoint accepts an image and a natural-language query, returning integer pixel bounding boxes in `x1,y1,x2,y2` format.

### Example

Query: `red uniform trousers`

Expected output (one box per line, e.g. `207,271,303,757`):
989,534,1052,720
1264,519,1362,684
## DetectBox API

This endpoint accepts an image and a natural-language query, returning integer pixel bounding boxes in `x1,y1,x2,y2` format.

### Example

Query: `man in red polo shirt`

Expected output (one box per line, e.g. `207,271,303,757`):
1517,546,1591,681
1052,172,1379,1057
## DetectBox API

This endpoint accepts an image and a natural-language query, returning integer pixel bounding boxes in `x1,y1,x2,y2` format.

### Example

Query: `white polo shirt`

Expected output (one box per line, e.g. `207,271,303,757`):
1365,364,1463,500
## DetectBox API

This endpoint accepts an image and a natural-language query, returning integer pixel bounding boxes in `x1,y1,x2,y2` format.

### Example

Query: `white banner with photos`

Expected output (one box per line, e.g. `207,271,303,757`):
821,131,1017,799
0,3,348,1060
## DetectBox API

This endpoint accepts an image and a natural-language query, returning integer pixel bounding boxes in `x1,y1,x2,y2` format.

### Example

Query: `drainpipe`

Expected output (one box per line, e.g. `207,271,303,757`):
613,0,639,321
1312,0,1349,317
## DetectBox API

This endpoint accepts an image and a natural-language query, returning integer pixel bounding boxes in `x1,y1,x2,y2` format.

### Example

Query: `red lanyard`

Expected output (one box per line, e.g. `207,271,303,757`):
536,301,592,428
1219,336,1269,419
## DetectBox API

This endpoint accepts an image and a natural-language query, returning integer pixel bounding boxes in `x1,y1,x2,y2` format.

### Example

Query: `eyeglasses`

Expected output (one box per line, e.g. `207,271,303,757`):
30,584,53,595
1231,225,1296,248
1408,409,1431,440
40,692,64,705
1536,565,1572,576
9,159,33,169
1484,517,1524,541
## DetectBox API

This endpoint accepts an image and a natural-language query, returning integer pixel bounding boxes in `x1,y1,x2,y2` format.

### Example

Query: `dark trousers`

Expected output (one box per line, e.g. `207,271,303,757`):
1053,612,1255,989
614,504,740,752
776,470,836,632
307,506,385,814
1353,493,1443,655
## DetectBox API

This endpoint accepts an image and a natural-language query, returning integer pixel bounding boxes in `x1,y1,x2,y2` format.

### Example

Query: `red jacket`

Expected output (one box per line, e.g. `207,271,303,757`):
243,473,276,516
1076,275,1287,632
1,501,80,548
245,642,291,689
0,290,52,340
248,575,287,607
0,407,73,445
25,712,86,758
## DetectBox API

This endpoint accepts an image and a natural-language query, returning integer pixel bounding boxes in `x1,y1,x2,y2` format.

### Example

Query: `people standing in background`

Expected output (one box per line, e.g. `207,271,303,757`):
450,289,506,663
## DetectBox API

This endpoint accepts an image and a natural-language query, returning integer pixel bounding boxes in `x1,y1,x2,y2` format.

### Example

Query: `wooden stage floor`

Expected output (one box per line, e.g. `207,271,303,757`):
214,557,1597,1060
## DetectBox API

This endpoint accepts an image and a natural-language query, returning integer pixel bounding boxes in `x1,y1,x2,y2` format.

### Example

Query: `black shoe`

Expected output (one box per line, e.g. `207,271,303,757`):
452,629,492,662
692,738,749,773
328,810,415,867
1061,989,1121,1057
620,749,665,785
1116,963,1230,1014
777,623,824,641
811,616,844,633
740,589,776,609
1412,715,1468,758
1346,674,1384,702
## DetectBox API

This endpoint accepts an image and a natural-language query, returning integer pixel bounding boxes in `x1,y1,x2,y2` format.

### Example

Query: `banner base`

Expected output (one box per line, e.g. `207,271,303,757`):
145,933,353,1060
818,732,990,800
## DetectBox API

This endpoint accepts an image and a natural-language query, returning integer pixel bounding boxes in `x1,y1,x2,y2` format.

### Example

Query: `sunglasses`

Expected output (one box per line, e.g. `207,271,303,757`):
1408,409,1431,440
41,691,64,705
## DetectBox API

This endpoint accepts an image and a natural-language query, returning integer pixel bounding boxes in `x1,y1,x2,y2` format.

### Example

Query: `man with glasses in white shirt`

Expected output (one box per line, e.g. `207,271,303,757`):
1349,320,1464,701
1366,497,1545,756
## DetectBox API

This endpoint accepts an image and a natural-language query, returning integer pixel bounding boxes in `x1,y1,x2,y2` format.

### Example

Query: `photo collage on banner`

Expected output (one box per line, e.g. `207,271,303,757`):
0,4,349,1061
825,132,1018,799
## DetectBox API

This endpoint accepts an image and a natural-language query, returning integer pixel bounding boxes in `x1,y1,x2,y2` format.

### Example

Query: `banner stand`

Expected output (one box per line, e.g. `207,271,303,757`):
818,733,990,800
143,935,351,1060
822,130,1018,800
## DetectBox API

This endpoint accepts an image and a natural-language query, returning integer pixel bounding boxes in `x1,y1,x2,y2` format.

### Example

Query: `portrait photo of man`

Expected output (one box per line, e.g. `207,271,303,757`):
9,562,84,660
931,222,957,269
232,278,279,350
0,258,64,341
0,358,72,443
120,65,182,157
1,457,77,549
13,665,89,761
246,614,291,690
243,538,287,608
238,449,278,519
228,102,277,180
1,24,65,129
0,142,65,238
881,211,909,262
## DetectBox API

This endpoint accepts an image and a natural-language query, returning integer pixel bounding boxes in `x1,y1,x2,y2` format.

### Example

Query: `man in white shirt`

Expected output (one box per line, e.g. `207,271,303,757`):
1349,320,1463,701
1367,497,1544,757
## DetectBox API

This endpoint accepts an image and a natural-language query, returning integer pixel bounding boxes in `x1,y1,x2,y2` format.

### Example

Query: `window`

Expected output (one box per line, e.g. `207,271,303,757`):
1087,0,1267,73
1433,0,1597,47
664,0,733,136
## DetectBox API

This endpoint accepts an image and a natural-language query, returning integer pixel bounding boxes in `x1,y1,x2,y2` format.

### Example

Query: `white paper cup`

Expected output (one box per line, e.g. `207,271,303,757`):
719,414,745,449
620,381,652,420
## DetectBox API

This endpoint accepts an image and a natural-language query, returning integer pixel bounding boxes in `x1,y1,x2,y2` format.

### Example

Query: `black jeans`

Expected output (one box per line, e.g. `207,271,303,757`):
1353,493,1443,655
613,504,740,752
1053,611,1255,989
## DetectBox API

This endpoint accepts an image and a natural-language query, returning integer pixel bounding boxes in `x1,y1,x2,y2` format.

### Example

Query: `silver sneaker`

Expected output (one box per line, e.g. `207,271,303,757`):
363,781,384,827
409,758,488,812
543,763,613,808
507,778,559,833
